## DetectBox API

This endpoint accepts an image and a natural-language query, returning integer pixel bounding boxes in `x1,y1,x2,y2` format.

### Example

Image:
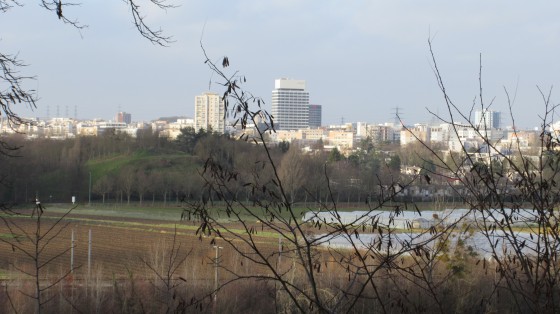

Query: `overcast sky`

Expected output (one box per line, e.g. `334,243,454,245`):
2,1,559,129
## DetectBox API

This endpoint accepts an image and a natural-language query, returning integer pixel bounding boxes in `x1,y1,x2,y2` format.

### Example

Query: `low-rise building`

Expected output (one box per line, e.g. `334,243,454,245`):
160,118,195,139
401,124,430,146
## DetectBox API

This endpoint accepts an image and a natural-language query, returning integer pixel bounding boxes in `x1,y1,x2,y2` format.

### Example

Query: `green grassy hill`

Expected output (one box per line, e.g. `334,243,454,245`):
87,150,201,182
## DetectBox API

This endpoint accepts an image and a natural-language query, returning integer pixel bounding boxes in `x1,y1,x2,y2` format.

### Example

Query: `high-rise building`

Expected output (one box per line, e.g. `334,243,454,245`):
474,110,501,129
308,104,322,128
116,112,132,124
271,79,310,130
195,92,226,133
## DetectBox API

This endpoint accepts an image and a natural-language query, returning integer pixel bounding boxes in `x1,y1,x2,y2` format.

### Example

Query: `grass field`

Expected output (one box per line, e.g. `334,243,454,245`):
41,199,454,221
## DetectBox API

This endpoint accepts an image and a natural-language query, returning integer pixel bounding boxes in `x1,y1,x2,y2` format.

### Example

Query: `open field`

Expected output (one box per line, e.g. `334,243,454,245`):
0,206,281,280
0,203,547,313
0,205,287,313
0,201,527,281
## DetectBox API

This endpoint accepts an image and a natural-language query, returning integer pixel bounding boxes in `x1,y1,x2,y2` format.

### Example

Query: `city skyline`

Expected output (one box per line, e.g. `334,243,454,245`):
2,2,559,129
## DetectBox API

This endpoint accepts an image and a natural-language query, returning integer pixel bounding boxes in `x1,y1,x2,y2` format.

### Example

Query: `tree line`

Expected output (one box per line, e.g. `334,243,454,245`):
0,125,455,206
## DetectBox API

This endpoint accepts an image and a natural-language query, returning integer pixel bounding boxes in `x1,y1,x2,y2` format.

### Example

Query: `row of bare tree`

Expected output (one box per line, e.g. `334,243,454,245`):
0,124,439,206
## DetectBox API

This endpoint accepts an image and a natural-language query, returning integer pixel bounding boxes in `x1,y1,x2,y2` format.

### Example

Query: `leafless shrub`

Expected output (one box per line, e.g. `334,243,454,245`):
415,37,560,313
181,44,469,314
140,226,194,313
0,202,76,313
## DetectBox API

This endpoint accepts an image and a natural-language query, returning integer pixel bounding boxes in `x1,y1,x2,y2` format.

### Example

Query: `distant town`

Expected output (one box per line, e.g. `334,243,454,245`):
0,78,547,158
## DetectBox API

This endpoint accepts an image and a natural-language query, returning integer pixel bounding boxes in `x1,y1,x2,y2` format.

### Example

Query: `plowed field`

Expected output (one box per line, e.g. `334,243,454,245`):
0,209,278,283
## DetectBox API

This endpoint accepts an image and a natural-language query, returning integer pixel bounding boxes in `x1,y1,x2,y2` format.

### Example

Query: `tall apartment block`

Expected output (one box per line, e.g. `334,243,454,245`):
474,110,501,129
116,112,132,124
271,79,310,130
195,92,226,134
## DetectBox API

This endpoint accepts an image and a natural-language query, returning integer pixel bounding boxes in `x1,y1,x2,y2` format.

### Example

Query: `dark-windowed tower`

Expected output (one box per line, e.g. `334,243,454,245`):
308,104,322,128
116,112,132,124
474,110,501,129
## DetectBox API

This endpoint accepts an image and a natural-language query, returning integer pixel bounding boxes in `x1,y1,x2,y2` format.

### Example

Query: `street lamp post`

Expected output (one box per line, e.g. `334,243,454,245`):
88,171,92,206
213,245,223,303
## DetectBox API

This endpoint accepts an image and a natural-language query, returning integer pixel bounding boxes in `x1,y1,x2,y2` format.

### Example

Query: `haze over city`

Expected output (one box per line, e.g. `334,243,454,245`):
2,1,559,129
